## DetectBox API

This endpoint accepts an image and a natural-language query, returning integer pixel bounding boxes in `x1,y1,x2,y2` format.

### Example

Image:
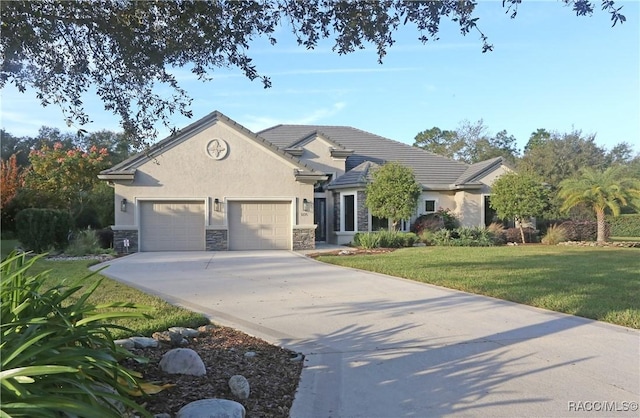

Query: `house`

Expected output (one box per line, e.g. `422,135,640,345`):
99,111,510,252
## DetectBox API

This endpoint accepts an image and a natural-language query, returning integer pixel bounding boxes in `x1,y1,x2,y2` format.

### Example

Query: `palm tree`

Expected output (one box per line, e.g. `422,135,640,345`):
558,166,640,243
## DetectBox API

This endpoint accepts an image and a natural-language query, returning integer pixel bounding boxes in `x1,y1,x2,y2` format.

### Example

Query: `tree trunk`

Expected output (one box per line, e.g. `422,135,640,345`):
519,223,526,244
596,208,607,243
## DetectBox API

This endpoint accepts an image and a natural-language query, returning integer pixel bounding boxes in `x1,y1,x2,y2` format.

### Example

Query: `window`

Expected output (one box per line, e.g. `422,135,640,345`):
424,200,436,213
371,215,388,231
343,194,355,231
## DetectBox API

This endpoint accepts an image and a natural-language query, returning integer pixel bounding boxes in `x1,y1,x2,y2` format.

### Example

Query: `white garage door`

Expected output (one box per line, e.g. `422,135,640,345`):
228,201,291,250
140,201,205,251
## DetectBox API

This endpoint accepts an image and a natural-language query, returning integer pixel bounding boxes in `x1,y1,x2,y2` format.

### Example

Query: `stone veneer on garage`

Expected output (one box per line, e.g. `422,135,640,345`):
293,228,315,250
113,229,139,254
114,229,312,252
206,230,228,251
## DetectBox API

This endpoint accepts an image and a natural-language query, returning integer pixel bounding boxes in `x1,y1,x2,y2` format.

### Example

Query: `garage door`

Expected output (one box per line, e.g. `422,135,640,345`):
140,201,205,251
228,201,291,250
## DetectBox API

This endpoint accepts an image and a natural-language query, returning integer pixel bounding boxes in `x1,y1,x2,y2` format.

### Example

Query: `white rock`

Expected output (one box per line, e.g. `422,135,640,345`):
159,348,206,376
176,399,245,418
228,375,250,400
244,351,257,358
168,327,200,338
129,336,159,348
114,338,135,349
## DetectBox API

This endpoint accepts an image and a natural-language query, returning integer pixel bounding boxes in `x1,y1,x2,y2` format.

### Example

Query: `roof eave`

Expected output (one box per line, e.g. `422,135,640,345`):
295,172,328,184
98,173,135,181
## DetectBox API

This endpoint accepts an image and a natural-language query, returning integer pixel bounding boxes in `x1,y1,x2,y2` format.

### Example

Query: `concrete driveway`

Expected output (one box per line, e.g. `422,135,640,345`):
94,251,639,417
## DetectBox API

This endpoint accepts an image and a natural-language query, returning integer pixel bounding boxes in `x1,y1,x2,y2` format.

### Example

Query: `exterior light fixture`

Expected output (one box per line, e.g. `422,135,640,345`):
120,198,127,212
303,198,312,212
214,198,221,212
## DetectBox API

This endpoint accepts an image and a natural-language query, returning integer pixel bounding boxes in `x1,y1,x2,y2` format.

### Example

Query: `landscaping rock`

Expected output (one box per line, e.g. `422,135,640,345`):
176,399,245,418
198,324,217,334
168,326,199,338
153,330,183,347
114,338,135,350
244,351,257,358
153,414,171,418
228,375,250,400
159,348,206,376
130,336,159,348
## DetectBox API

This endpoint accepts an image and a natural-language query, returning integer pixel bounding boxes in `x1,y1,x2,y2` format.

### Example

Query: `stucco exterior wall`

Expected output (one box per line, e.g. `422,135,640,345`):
113,120,315,229
297,137,347,177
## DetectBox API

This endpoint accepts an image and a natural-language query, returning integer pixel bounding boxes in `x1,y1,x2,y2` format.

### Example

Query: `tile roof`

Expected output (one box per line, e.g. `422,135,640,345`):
258,124,474,188
455,157,505,184
328,161,380,189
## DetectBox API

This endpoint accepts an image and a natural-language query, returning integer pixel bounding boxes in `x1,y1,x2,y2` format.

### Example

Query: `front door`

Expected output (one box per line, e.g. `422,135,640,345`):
314,198,326,241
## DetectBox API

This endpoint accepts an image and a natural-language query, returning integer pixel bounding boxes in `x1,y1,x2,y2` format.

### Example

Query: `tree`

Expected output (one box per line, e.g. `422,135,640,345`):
1,0,626,146
365,162,422,231
413,127,463,159
518,129,608,187
25,142,110,220
0,154,24,210
558,166,640,243
489,172,550,243
413,120,520,164
523,128,552,153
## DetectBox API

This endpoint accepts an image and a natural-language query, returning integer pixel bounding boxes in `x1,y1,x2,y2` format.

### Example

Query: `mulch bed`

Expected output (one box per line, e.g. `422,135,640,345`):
124,326,303,417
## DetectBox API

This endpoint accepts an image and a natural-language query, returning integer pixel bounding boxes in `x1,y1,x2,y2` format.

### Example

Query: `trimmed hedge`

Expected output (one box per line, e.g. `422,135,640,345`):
607,214,640,237
15,208,72,253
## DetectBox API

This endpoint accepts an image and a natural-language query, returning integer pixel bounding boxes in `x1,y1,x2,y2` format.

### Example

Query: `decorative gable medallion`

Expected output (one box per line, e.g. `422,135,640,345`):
205,139,229,160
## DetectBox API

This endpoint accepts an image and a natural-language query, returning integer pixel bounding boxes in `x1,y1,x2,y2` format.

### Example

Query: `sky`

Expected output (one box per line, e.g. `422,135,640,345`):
1,1,639,156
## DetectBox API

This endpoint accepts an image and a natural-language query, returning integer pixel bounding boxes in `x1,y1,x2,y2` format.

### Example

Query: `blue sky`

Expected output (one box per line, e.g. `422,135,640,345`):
1,1,639,155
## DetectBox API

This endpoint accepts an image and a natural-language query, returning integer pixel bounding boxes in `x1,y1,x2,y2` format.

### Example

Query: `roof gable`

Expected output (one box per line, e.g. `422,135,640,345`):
100,111,323,181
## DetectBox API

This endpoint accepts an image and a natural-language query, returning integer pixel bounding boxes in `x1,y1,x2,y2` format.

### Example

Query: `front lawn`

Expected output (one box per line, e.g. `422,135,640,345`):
26,257,210,338
317,246,640,329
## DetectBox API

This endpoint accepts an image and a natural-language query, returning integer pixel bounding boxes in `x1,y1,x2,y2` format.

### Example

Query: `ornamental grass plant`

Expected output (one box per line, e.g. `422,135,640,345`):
0,252,162,417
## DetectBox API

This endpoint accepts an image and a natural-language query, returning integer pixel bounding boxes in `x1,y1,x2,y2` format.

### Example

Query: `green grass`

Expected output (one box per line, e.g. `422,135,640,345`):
26,258,210,338
317,246,640,329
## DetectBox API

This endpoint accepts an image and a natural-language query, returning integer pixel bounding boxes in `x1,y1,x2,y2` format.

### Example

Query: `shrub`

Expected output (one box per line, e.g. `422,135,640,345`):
411,209,458,236
15,208,73,252
558,220,607,241
353,232,381,249
401,232,418,247
541,224,567,245
378,230,409,248
486,222,507,245
353,231,418,249
74,206,102,229
419,230,436,246
503,227,539,243
97,228,115,249
607,214,640,237
0,252,158,417
66,228,115,256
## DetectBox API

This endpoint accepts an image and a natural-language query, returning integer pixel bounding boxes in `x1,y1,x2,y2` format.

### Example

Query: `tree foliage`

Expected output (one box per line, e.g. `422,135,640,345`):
25,142,110,217
489,172,550,243
413,119,519,164
0,154,24,210
0,0,626,146
558,166,640,242
365,162,422,230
